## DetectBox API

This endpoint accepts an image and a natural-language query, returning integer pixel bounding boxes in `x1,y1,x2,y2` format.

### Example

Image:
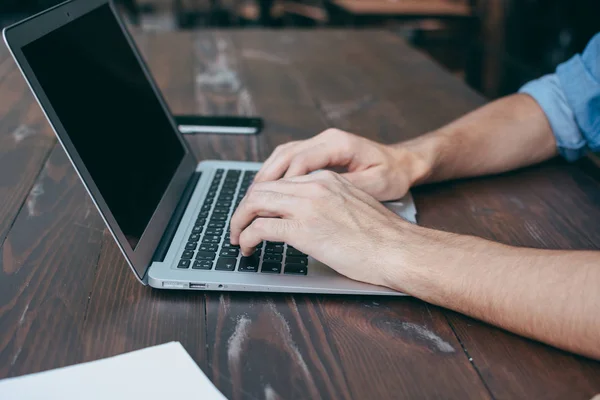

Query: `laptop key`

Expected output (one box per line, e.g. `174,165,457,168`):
220,248,239,257
178,259,191,269
284,264,307,275
192,226,203,234
211,215,228,222
202,236,221,244
206,227,224,236
181,250,194,259
286,247,305,257
220,189,236,196
261,262,282,274
199,211,209,218
199,243,218,252
208,220,226,229
238,255,259,272
263,254,282,263
189,233,201,242
221,242,240,250
196,218,206,226
265,243,284,253
193,260,213,270
286,256,307,266
215,257,237,271
185,241,198,250
196,251,216,261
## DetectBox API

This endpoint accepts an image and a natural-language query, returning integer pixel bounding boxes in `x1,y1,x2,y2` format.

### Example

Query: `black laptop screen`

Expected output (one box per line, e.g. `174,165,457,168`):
22,4,185,249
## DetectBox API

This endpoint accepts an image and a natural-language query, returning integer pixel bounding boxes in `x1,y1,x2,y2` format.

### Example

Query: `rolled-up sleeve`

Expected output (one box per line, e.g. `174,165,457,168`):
519,33,600,161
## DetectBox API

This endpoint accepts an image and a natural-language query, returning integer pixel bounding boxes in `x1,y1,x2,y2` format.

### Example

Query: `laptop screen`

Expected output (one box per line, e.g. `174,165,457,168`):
21,4,186,250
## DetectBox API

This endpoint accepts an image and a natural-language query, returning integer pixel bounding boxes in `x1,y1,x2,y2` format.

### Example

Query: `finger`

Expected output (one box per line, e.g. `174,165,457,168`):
288,170,384,208
255,128,352,183
230,189,301,244
283,143,349,179
238,218,293,256
254,143,291,182
254,141,308,183
285,170,347,187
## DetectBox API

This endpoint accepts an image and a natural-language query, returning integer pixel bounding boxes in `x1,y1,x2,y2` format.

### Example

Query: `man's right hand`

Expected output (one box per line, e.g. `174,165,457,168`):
253,128,432,201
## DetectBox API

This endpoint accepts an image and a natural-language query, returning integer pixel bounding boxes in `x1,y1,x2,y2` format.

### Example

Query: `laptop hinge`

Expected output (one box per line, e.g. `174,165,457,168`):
151,171,201,263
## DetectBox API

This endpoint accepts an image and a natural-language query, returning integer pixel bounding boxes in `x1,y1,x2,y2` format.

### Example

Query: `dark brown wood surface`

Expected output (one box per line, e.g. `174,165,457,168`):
0,29,598,399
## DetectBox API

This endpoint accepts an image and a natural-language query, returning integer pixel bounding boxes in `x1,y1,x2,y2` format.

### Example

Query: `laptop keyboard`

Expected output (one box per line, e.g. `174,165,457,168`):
176,169,309,275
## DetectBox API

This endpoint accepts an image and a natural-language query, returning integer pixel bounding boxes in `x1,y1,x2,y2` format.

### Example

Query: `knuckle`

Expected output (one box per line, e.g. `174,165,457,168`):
322,128,342,138
289,154,308,169
337,133,356,151
273,144,287,154
250,218,269,233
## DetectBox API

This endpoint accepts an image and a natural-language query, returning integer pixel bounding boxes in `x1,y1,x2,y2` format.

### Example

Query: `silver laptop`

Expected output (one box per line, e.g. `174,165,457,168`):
4,0,403,295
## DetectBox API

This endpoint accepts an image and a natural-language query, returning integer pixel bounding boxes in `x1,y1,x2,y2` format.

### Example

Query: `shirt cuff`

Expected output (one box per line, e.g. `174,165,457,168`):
519,74,587,161
556,52,600,152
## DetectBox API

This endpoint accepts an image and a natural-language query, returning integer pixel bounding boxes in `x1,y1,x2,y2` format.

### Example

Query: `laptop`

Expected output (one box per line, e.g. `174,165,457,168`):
3,0,407,295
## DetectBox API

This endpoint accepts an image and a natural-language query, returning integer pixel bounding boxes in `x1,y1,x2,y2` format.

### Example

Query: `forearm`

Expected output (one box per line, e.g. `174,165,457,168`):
387,229,600,359
398,94,559,185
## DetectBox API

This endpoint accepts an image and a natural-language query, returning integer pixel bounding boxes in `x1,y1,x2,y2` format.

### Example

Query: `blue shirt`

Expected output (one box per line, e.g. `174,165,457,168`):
519,33,600,161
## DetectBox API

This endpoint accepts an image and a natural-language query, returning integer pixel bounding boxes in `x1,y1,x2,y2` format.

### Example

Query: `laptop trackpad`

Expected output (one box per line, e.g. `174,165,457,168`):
384,192,417,224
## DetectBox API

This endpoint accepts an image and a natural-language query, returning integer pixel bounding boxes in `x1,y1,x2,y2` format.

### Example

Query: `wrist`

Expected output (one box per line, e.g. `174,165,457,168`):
381,225,473,299
391,131,448,186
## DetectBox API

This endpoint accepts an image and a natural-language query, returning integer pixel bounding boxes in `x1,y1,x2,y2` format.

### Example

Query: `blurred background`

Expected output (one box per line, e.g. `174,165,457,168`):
1,0,598,101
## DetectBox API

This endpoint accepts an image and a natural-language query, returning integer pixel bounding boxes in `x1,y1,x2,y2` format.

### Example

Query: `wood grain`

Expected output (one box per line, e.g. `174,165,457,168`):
81,231,209,369
415,163,600,399
207,292,492,400
0,145,105,378
0,52,56,247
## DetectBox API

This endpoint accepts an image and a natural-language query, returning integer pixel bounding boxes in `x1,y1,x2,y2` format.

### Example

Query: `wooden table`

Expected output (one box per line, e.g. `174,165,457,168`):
1,29,599,399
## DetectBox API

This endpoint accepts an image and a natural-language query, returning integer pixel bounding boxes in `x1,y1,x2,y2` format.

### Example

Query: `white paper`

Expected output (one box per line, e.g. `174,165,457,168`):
0,342,226,400
384,191,417,223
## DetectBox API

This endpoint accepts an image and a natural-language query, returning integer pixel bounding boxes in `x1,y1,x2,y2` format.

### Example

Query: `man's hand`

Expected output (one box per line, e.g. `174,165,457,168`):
230,170,419,287
253,128,432,201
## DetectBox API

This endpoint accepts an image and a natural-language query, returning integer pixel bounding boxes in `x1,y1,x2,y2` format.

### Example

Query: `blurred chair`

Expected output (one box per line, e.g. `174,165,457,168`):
324,0,473,26
280,0,328,26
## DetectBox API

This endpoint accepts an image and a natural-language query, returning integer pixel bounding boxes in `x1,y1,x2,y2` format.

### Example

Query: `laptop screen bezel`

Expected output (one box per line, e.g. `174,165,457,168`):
3,0,197,283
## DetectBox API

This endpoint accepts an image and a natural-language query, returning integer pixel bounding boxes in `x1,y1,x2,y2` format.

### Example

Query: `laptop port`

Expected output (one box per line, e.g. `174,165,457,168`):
189,283,206,289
